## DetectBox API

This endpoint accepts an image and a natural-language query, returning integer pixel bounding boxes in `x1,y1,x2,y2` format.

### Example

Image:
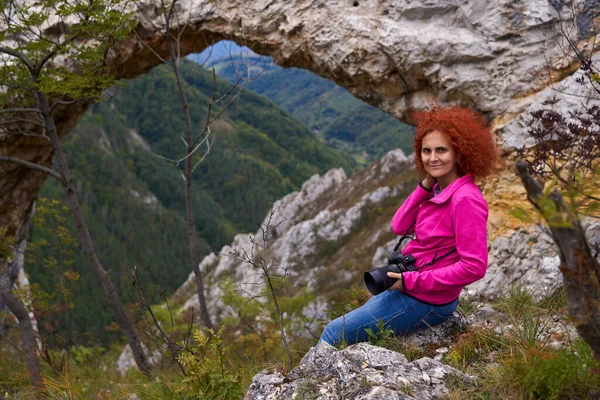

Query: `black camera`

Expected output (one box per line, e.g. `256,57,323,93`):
363,251,416,295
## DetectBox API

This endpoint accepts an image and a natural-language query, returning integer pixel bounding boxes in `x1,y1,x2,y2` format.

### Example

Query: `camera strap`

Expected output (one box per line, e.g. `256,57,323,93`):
393,222,416,251
393,214,456,270
418,248,457,269
393,223,457,270
393,234,413,251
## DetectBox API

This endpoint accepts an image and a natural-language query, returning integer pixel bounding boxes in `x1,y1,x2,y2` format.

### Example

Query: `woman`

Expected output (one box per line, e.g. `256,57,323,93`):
319,105,501,346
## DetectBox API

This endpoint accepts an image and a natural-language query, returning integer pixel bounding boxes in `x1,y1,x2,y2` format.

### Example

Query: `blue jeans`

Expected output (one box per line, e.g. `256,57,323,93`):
319,290,458,346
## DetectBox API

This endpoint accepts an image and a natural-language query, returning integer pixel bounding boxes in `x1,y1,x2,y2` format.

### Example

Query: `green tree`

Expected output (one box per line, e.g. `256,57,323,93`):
0,0,152,384
516,3,600,359
134,0,231,331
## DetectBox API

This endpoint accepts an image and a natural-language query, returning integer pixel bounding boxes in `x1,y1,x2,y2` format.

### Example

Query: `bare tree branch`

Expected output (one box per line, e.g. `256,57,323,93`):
50,99,79,113
132,29,168,63
0,46,34,71
223,210,294,370
191,134,212,173
132,266,187,374
0,156,65,184
0,108,41,114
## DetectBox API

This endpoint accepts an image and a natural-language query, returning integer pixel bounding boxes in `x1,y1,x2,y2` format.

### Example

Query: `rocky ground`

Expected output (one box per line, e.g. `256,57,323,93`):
244,300,578,399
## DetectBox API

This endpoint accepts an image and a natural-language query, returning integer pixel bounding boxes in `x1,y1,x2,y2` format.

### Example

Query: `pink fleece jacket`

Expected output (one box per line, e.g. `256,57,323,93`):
390,174,488,304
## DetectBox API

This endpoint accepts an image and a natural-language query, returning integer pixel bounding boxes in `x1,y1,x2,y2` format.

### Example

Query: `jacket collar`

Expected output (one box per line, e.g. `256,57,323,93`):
430,174,474,204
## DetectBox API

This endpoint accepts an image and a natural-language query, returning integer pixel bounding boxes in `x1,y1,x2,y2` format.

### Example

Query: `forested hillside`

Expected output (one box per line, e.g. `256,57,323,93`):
190,50,415,164
26,60,355,346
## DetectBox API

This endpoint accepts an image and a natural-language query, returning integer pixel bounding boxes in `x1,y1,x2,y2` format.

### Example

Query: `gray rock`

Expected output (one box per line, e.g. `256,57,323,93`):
245,342,470,400
404,313,468,348
117,344,161,375
173,148,413,327
467,225,563,300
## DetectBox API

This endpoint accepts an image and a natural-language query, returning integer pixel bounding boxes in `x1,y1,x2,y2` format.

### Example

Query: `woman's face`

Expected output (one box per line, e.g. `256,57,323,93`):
421,130,458,183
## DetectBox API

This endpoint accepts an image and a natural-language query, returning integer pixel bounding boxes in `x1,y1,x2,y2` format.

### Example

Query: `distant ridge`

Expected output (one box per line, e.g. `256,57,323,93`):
187,40,256,66
189,41,415,165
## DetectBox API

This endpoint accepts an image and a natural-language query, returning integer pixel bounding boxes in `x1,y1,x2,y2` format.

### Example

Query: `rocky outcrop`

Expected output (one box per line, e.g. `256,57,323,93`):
173,149,415,324
117,344,162,375
245,342,471,400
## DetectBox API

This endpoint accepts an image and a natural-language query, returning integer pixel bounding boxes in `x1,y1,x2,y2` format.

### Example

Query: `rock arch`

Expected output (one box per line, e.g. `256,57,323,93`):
0,0,591,238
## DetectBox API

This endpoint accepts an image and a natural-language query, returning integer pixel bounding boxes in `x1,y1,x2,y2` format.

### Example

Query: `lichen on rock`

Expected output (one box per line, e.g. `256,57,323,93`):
245,342,471,400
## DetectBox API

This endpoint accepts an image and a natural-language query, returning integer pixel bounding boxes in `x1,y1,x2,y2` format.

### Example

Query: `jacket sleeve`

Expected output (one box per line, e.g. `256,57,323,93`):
402,193,488,293
391,183,433,235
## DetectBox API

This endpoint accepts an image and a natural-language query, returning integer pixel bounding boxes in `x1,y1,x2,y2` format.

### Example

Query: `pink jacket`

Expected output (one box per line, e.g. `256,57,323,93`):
390,174,488,304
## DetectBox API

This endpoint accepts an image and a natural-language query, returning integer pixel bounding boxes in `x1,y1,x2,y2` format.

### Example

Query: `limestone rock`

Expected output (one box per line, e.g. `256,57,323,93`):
379,149,410,175
245,342,470,400
117,344,161,375
466,225,562,300
174,148,413,325
371,238,399,268
268,168,348,238
501,51,600,149
403,313,467,349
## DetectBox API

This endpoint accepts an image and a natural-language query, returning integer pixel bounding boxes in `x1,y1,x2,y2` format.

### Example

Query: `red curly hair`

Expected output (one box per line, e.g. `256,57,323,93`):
412,105,501,179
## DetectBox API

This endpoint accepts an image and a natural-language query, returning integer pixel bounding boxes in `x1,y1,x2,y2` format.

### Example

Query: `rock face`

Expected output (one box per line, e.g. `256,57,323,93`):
1,0,596,241
173,149,415,324
245,342,470,400
468,225,562,300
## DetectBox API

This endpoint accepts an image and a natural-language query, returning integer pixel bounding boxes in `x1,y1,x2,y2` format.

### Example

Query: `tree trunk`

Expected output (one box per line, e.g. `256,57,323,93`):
0,200,42,388
164,8,214,331
180,65,214,331
516,160,600,357
1,200,34,335
0,260,43,388
36,90,153,375
8,200,39,334
184,153,214,331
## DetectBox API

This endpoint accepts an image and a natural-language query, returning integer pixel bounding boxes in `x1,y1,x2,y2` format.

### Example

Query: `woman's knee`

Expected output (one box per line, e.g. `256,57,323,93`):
320,317,344,345
407,304,455,333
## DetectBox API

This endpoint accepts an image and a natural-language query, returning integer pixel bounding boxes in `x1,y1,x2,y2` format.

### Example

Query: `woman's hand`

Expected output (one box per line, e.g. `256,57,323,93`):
422,174,436,190
386,272,404,291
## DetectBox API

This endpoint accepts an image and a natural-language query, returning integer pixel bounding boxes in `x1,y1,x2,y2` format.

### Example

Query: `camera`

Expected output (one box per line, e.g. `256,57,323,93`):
364,251,416,295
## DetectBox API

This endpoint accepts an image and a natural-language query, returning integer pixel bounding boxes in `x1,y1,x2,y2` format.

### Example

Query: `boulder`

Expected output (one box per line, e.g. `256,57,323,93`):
245,342,471,400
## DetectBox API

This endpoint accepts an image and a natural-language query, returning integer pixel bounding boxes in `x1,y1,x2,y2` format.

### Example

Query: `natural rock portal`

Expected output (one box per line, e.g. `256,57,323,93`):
0,0,589,249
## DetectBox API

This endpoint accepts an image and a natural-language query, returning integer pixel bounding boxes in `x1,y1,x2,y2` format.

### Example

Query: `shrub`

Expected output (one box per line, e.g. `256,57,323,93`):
176,327,248,400
496,285,562,350
502,339,600,400
444,327,505,371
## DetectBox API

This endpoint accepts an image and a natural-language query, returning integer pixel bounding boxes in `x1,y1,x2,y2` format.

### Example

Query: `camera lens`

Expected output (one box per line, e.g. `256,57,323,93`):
364,264,401,295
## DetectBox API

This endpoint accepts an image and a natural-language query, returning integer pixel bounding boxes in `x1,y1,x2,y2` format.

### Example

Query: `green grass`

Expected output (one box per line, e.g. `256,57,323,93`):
503,340,600,400
443,327,505,371
443,287,600,400
496,285,565,349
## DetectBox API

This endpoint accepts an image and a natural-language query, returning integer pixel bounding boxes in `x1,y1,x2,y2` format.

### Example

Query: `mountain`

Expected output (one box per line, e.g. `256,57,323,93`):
187,41,255,66
197,49,415,164
26,60,355,346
